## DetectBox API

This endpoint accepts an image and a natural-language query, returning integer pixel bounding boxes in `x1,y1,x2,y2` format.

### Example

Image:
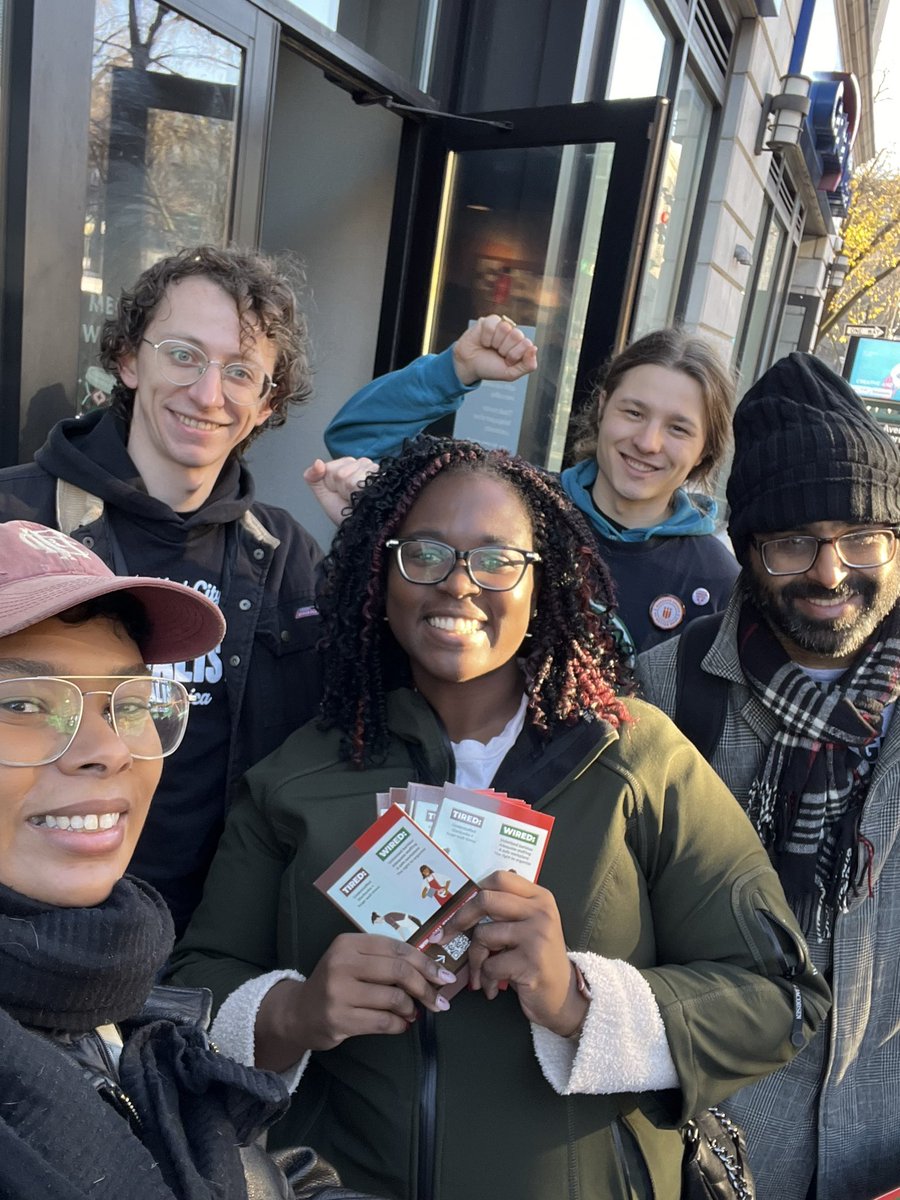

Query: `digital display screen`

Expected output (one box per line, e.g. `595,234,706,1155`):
844,337,900,399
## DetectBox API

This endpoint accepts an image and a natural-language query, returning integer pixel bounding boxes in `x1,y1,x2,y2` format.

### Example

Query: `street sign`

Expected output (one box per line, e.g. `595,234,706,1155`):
845,323,886,338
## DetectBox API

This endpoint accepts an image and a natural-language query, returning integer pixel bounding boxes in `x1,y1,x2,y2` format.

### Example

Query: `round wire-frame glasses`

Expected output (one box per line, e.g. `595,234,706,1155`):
143,337,273,405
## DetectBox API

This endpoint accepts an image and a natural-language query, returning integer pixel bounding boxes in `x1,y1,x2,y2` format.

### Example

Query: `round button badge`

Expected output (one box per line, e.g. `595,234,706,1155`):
691,587,711,607
649,594,685,631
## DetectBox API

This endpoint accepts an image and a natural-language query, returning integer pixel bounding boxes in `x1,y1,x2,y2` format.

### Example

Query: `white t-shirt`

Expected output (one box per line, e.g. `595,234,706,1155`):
451,693,529,789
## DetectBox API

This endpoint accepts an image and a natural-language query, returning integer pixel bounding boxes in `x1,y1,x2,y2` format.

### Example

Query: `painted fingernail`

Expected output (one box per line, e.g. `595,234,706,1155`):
437,968,456,984
429,929,444,944
436,995,450,1011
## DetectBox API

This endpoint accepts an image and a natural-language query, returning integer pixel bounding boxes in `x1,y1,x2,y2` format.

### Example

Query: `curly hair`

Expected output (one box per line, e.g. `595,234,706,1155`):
98,244,312,449
570,327,735,489
317,436,632,767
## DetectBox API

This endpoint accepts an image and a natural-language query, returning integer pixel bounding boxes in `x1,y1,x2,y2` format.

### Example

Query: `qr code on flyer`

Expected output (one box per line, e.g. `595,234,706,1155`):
443,933,471,962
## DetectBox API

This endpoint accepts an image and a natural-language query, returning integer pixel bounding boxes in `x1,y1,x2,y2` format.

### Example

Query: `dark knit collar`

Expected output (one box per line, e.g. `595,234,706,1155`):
0,875,172,1030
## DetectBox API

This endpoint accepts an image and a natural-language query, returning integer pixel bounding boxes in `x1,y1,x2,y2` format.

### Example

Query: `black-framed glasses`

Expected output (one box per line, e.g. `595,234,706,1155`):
386,538,541,591
0,676,191,766
754,528,900,576
142,338,273,405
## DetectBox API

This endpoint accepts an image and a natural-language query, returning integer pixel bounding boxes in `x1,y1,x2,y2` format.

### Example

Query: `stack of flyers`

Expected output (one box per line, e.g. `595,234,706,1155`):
316,784,555,989
428,782,553,884
315,805,479,974
376,781,554,884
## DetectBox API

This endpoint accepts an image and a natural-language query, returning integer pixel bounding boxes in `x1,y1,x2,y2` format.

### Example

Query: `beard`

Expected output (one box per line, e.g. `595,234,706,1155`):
744,562,900,661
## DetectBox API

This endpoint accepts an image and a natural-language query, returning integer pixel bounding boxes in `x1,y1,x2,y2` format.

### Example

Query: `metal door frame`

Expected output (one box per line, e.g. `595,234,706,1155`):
374,97,669,460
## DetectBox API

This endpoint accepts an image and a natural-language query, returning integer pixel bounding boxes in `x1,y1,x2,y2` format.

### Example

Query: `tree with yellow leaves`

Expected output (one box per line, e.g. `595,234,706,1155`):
816,154,900,360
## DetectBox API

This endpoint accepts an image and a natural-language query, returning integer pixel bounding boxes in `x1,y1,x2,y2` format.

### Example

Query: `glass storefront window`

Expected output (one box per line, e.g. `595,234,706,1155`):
632,68,711,338
77,1,242,412
425,141,614,472
607,0,672,100
736,204,788,381
284,1,441,93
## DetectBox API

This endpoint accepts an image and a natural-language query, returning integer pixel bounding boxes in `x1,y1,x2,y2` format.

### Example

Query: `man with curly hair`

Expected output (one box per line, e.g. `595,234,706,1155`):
0,245,323,934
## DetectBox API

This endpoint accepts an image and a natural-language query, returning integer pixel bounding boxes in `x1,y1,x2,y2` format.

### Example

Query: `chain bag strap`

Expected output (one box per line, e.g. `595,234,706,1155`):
681,1107,757,1200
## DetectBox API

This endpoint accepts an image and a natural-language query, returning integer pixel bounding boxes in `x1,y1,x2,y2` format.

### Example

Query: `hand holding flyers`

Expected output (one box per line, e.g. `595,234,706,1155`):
316,782,560,1014
429,870,589,1038
315,807,479,979
255,930,459,1068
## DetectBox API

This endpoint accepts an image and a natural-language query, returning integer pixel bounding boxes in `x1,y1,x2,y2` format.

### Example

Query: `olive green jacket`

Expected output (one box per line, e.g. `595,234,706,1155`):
172,691,830,1200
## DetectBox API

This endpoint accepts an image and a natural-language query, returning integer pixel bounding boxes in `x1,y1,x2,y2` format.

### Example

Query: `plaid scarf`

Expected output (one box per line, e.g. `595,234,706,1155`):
738,600,900,940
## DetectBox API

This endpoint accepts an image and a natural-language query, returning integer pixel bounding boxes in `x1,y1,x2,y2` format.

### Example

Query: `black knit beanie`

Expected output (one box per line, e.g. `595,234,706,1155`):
727,351,900,560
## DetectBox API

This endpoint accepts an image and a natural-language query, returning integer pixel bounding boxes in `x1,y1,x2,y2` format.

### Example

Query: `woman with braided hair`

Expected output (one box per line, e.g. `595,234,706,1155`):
313,435,630,767
172,437,829,1200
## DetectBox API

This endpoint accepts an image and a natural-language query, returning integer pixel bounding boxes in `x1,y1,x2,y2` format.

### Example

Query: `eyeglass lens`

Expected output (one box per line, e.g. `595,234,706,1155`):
0,677,190,766
152,339,270,404
762,530,897,574
397,539,530,590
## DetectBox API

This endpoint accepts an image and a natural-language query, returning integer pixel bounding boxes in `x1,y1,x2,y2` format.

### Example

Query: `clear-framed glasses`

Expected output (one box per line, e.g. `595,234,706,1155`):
142,337,274,406
0,676,191,767
386,538,541,591
754,528,900,576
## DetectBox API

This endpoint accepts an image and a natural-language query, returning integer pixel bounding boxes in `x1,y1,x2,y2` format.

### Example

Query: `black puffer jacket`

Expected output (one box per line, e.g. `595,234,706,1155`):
0,410,323,930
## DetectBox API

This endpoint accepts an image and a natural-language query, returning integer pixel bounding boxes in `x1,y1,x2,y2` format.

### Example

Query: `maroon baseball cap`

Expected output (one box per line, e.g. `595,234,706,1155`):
0,521,225,662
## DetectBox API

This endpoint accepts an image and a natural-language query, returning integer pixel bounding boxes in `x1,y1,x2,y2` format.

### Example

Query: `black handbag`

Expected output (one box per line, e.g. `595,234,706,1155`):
681,1107,756,1200
242,1143,388,1200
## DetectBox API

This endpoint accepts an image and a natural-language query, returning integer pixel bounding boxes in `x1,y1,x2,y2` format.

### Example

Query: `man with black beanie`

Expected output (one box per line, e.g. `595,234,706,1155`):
636,351,900,1200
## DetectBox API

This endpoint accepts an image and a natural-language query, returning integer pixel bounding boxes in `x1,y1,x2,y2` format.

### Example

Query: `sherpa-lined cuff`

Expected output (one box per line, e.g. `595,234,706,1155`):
531,952,679,1095
211,970,310,1093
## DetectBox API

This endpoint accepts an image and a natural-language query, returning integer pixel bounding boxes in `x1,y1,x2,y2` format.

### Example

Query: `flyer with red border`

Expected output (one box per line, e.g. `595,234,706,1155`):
430,782,554,883
314,806,477,972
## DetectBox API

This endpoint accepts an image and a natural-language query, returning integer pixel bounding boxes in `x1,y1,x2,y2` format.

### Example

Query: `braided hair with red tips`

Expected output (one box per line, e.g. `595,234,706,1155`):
316,436,632,766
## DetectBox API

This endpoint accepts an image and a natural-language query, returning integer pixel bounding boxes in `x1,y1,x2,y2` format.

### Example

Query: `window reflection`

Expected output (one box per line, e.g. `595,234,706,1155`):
737,205,788,379
78,1,241,411
607,0,672,100
283,1,440,92
426,142,613,471
632,69,711,337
